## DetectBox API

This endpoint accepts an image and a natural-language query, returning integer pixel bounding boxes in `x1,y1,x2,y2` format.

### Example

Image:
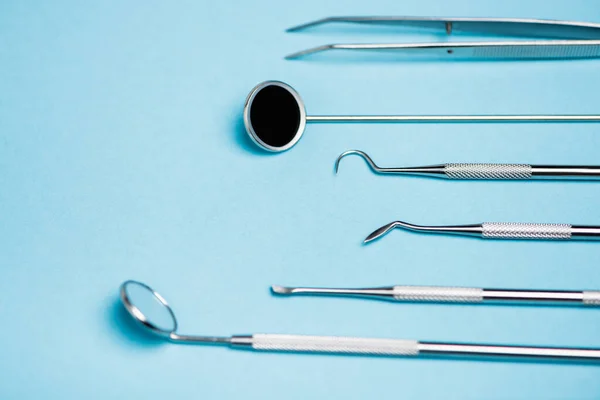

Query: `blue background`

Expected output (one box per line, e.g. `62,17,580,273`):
2,0,600,398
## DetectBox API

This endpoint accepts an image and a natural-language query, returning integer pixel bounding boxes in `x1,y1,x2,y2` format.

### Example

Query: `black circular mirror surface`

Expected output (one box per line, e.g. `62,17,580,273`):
245,82,305,151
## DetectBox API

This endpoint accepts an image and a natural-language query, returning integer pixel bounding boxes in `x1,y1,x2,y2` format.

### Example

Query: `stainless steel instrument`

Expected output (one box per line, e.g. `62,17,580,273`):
335,150,600,180
286,16,600,60
121,280,600,362
243,81,600,152
272,284,600,306
365,220,600,244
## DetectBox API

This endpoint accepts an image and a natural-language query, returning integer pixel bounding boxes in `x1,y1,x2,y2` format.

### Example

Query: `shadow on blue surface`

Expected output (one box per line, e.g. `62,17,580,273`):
232,115,273,156
105,296,165,348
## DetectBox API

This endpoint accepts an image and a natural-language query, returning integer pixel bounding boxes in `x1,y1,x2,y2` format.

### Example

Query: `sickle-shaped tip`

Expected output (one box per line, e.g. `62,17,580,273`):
363,221,399,244
335,150,380,175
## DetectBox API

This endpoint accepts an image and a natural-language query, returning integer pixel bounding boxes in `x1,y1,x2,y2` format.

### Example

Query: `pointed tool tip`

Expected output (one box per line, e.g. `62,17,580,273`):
363,222,397,244
286,18,331,32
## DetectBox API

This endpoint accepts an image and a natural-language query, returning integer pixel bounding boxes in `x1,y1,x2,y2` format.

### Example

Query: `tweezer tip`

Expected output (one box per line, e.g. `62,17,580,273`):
285,44,334,60
286,17,332,32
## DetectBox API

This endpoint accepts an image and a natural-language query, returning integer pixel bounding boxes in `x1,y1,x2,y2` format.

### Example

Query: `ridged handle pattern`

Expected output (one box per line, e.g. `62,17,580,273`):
472,44,600,59
251,334,420,356
583,291,600,305
482,223,572,239
393,286,483,302
444,163,532,180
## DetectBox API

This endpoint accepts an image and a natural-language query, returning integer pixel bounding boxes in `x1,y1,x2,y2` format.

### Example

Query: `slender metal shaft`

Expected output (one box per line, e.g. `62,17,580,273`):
417,342,600,360
307,115,600,123
271,285,600,306
170,333,232,344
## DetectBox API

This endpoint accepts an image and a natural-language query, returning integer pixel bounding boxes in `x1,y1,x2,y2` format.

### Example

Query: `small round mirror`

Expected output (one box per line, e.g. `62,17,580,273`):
120,280,178,337
243,81,307,152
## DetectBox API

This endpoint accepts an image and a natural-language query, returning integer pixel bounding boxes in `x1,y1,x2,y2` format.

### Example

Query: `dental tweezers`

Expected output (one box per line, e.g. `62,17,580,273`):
335,150,600,180
365,221,600,243
272,284,600,306
286,16,600,60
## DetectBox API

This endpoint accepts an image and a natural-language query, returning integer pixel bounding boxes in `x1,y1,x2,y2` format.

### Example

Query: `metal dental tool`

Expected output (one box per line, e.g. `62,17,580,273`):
335,150,600,180
364,220,600,244
121,280,600,362
243,81,600,152
286,16,600,60
272,284,600,306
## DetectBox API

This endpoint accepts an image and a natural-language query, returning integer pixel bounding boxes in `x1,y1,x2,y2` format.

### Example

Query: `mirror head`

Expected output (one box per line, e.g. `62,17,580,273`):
243,81,307,152
120,280,178,338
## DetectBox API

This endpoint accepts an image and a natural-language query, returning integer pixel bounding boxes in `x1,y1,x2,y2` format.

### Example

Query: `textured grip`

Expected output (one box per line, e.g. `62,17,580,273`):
472,44,600,59
252,334,419,356
583,291,600,305
444,163,532,180
393,286,483,302
482,222,572,239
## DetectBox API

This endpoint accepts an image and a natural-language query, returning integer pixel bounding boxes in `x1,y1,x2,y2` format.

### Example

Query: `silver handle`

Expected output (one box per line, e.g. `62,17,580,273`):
482,222,573,239
392,286,484,302
243,334,600,361
249,334,420,356
393,286,600,305
482,223,600,240
444,164,600,180
444,164,532,179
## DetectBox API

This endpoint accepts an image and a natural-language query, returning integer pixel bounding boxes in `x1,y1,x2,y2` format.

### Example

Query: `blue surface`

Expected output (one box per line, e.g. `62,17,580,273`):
2,0,600,398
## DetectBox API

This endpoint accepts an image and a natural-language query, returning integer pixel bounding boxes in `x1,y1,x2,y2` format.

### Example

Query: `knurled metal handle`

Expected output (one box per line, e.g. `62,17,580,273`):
583,291,600,305
482,222,572,239
444,163,532,179
392,286,483,302
472,43,600,59
252,334,420,356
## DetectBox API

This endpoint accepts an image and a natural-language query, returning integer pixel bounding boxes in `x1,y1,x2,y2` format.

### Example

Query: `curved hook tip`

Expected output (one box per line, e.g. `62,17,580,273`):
335,150,380,176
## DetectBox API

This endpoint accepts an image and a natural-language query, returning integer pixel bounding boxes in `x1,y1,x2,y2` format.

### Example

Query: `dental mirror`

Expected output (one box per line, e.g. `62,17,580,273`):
243,80,600,152
120,280,177,337
119,280,600,362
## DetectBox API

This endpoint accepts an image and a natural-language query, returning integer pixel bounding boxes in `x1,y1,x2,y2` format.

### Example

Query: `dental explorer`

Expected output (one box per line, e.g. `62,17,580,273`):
121,280,600,362
364,221,600,244
335,150,600,180
243,81,600,152
272,284,600,306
